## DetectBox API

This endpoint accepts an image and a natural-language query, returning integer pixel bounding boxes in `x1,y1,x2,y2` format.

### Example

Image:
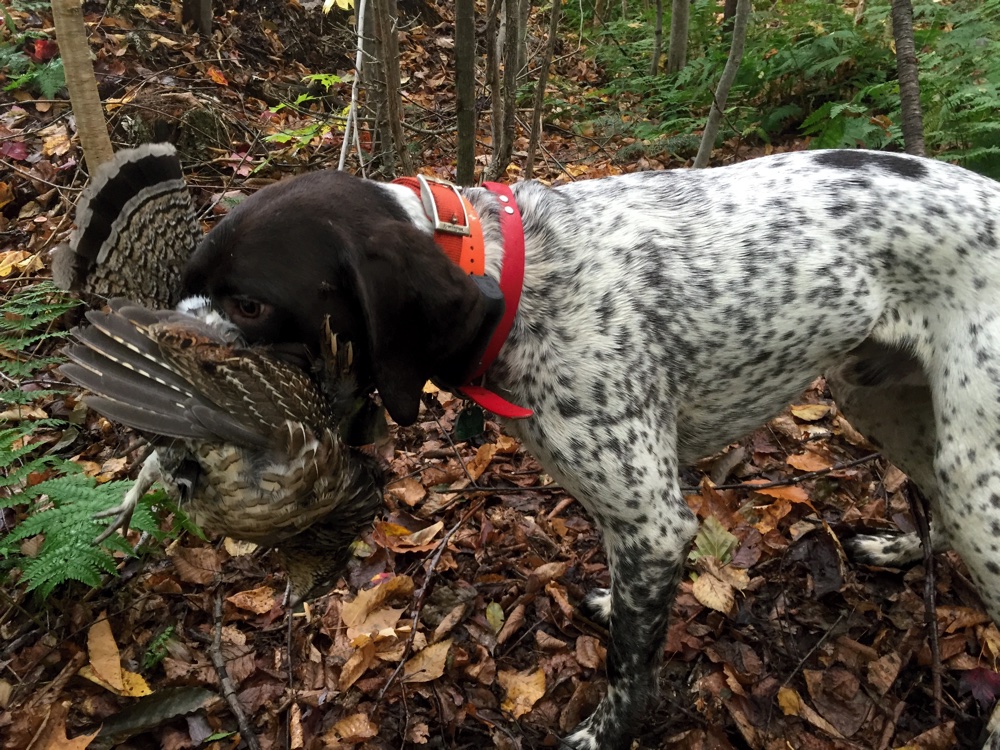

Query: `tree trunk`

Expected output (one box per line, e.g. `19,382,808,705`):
515,0,530,78
666,0,689,73
455,0,476,185
722,0,737,34
51,0,113,171
484,0,518,181
360,4,391,173
525,0,561,178
593,0,606,27
891,0,925,156
372,0,413,176
693,0,750,168
181,0,212,35
650,0,663,75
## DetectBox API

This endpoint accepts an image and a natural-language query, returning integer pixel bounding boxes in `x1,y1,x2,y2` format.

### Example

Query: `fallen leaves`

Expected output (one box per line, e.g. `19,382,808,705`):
80,618,151,698
402,638,452,683
498,667,546,718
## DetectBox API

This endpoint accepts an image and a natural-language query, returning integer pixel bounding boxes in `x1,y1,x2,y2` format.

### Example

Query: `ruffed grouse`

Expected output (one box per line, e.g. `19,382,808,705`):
55,145,385,603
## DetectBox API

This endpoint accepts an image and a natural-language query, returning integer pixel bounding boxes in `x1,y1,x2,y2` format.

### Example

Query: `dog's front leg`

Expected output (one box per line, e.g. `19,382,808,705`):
564,469,699,749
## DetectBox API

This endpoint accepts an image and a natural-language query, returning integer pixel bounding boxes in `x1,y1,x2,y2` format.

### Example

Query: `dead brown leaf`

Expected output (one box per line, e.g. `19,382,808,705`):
227,586,278,614
498,667,545,718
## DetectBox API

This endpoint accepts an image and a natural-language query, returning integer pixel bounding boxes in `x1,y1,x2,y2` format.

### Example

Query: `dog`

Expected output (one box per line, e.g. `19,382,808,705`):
180,148,1000,749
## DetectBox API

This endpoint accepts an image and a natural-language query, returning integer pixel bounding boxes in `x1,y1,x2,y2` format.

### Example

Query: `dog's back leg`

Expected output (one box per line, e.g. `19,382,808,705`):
921,316,1000,748
828,341,948,564
554,415,699,750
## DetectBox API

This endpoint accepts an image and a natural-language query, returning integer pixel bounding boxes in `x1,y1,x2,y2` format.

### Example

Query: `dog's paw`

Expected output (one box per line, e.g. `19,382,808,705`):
578,588,611,627
845,532,924,567
561,725,600,750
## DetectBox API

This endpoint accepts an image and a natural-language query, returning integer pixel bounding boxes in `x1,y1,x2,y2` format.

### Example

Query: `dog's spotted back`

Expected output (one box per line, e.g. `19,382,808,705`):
183,148,1000,749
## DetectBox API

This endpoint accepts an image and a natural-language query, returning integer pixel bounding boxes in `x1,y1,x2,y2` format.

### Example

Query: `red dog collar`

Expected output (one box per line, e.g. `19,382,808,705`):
392,176,532,419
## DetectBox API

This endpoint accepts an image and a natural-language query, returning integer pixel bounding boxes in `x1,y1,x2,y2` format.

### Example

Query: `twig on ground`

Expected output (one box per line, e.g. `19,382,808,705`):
701,453,880,492
204,593,262,750
909,482,943,719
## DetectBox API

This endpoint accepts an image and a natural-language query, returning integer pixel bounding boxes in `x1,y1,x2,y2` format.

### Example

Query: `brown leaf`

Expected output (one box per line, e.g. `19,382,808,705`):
28,702,99,750
498,667,545,718
386,476,426,507
496,603,527,645
377,521,444,553
786,451,833,472
341,575,414,628
776,686,844,738
867,652,902,696
902,721,957,750
465,443,498,481
692,572,734,614
330,712,378,742
87,617,123,692
339,640,376,691
575,635,606,670
227,586,278,615
403,639,452,683
168,546,223,585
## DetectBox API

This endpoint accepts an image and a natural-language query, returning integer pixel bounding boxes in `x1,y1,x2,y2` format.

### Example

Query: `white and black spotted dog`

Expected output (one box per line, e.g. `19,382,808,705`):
181,149,1000,749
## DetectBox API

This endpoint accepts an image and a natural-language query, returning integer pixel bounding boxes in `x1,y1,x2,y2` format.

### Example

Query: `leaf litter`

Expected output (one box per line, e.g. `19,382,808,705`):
1,0,998,746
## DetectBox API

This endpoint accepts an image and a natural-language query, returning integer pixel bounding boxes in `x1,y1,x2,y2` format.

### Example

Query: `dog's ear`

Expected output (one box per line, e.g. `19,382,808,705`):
340,222,487,425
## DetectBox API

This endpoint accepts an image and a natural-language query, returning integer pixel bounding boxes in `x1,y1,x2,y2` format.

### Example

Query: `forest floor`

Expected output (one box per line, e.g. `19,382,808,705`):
1,0,996,748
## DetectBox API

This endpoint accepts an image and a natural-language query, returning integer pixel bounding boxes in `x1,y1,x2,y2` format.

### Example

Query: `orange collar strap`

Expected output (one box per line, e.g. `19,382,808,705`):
392,175,533,420
392,175,485,275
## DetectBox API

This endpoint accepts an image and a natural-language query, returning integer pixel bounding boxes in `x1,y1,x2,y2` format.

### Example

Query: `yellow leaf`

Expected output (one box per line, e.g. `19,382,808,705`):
498,667,545,718
486,602,505,633
224,538,258,556
790,403,832,421
120,669,153,697
0,250,31,277
403,639,452,683
0,406,48,420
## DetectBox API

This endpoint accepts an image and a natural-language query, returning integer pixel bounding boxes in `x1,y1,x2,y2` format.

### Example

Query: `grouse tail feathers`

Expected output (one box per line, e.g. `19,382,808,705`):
52,144,200,307
59,300,326,449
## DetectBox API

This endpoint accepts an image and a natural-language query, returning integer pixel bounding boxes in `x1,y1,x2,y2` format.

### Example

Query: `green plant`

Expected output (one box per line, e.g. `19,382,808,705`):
557,0,1000,162
0,283,164,597
1,1,65,98
264,73,346,151
142,626,176,671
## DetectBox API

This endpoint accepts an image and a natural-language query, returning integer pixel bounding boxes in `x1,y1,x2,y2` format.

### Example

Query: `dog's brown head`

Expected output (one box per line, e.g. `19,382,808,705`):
182,171,489,425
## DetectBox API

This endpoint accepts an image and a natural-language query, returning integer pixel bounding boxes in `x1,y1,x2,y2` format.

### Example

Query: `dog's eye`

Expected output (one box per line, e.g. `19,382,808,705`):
225,297,267,322
237,299,262,318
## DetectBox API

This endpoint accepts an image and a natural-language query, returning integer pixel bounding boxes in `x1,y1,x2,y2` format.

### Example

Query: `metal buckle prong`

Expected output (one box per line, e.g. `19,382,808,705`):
417,174,472,237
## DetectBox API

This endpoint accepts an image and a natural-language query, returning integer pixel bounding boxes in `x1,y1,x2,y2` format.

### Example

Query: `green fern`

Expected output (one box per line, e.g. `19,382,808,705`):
0,468,166,596
143,626,177,671
0,283,177,597
0,281,77,385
